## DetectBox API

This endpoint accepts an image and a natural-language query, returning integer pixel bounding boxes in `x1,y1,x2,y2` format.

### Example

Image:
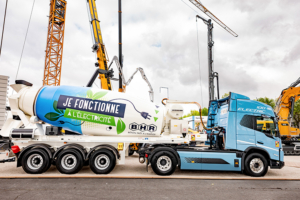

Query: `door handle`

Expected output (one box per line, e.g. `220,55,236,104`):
257,141,264,145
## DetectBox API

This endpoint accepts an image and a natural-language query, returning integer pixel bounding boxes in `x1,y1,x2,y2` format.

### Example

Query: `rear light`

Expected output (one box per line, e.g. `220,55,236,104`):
145,154,148,158
11,145,20,154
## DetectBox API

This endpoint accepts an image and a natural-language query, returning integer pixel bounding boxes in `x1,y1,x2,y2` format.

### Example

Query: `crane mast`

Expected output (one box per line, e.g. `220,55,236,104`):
86,0,112,90
43,0,67,86
189,0,237,101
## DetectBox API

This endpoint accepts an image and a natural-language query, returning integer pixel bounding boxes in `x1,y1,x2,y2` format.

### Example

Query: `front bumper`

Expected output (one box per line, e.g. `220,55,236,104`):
270,160,284,169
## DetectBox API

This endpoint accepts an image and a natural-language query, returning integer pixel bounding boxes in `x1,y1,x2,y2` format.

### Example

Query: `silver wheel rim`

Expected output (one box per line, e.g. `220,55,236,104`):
27,154,44,170
94,154,110,170
156,156,172,172
250,158,264,174
61,154,77,170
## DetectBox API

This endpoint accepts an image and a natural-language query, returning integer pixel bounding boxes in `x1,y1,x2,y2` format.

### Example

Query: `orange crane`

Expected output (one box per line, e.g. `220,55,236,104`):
43,0,67,86
274,77,300,154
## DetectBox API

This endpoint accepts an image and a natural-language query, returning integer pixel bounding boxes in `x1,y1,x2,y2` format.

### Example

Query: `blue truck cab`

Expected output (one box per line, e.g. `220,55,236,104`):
140,92,284,176
176,92,284,177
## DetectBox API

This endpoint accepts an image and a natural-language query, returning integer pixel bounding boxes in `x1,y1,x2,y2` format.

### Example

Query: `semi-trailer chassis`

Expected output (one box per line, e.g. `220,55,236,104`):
0,82,284,177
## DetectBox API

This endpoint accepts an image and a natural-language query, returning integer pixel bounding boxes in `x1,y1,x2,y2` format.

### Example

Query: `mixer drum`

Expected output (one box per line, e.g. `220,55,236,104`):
33,86,164,136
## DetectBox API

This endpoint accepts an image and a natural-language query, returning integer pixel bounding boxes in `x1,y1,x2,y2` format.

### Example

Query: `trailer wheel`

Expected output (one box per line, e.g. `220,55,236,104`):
56,149,84,174
89,149,116,174
44,160,52,172
244,153,268,177
151,151,177,176
21,148,50,174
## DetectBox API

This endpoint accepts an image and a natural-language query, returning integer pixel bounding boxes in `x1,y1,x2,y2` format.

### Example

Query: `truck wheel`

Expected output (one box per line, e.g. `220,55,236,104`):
244,153,268,177
56,149,84,174
151,151,177,176
21,148,50,174
89,149,116,174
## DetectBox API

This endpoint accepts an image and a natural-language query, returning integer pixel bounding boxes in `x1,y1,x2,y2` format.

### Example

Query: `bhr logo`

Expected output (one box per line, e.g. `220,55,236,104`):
129,123,157,132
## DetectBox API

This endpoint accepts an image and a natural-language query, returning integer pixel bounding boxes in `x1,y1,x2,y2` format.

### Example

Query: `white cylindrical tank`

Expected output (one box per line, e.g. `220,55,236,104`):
18,86,40,116
17,85,164,137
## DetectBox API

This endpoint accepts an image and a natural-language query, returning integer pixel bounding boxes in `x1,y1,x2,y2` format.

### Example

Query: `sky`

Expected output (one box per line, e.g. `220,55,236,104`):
1,0,300,114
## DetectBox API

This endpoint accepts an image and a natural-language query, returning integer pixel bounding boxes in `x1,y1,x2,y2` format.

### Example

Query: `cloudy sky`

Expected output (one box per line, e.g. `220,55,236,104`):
1,0,300,113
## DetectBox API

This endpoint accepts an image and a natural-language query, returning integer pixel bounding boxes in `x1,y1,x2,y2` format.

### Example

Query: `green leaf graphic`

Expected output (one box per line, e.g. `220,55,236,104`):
117,118,126,134
155,110,159,114
92,91,107,100
53,101,63,114
87,90,93,99
45,112,61,121
154,117,158,122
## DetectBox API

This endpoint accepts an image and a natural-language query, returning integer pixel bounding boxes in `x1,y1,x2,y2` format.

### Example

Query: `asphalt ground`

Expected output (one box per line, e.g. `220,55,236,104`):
0,154,299,179
0,179,299,200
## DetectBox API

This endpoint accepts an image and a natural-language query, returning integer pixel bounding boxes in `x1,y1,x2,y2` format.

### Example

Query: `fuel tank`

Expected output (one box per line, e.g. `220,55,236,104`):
20,85,164,136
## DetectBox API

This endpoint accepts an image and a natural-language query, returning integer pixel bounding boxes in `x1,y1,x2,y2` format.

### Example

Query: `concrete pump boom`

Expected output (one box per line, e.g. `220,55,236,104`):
86,0,113,90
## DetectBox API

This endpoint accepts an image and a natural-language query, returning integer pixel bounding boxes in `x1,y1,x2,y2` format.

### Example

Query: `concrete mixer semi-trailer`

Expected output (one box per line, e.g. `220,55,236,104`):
0,81,284,176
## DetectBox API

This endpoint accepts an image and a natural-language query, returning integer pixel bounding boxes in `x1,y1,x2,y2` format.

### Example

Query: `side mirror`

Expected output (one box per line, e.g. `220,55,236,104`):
274,129,280,137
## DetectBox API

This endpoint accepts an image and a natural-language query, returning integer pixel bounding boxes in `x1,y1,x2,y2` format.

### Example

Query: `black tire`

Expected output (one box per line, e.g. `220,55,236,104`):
21,148,50,174
151,151,177,176
56,149,84,174
44,160,52,172
89,149,116,174
244,153,268,177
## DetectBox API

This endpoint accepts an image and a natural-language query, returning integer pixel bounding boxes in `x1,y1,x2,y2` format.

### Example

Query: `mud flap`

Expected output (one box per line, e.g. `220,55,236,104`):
146,158,148,172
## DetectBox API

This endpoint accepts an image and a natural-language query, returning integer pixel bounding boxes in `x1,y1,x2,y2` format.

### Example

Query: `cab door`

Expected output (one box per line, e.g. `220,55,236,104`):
236,113,255,151
253,115,281,161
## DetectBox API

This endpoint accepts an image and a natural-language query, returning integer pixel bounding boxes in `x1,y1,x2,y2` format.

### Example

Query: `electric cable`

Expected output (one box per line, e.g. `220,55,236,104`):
86,1,96,53
196,18,204,107
181,0,205,106
15,0,36,80
109,98,141,113
86,2,96,65
59,121,85,126
93,82,100,88
212,31,216,99
180,0,200,14
0,0,8,59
